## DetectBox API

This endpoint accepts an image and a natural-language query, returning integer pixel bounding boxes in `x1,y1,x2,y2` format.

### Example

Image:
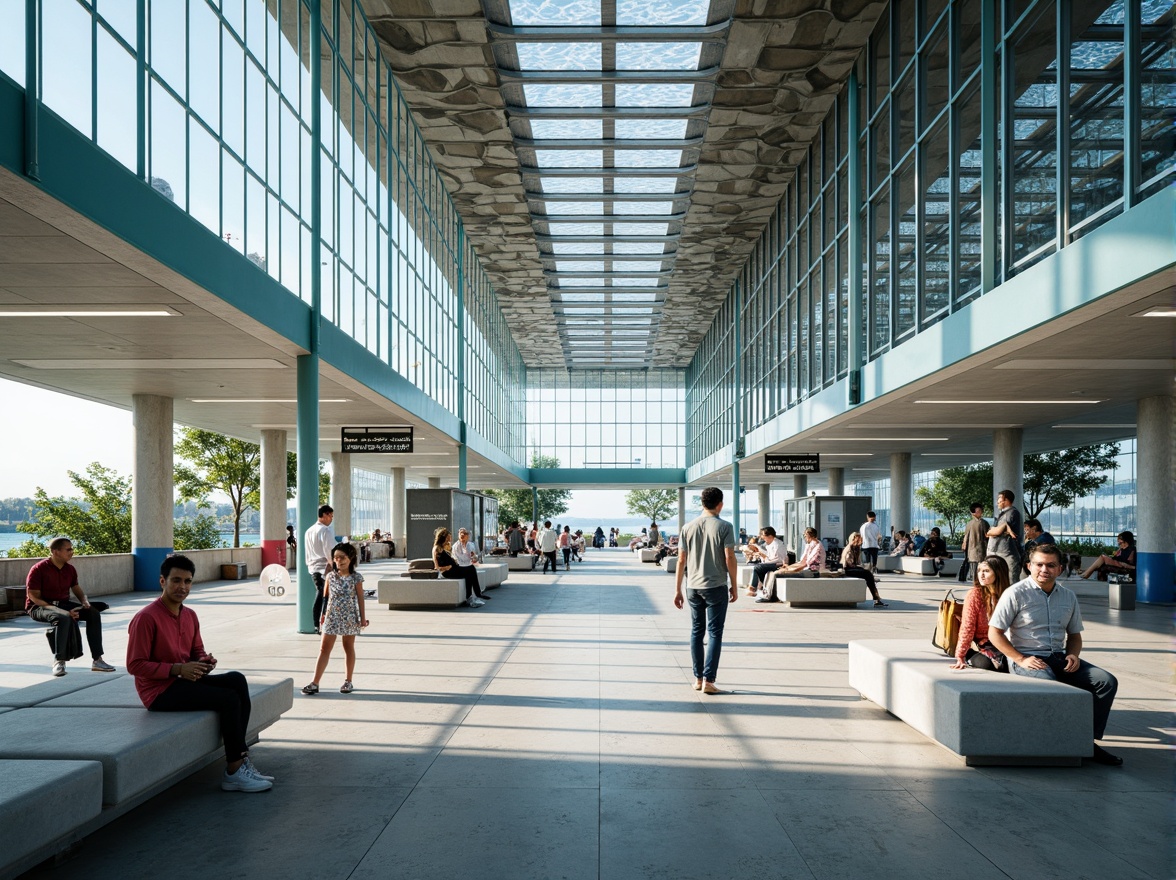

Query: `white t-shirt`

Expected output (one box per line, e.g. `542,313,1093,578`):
759,538,785,564
860,520,881,549
453,540,479,566
538,528,558,552
304,521,335,574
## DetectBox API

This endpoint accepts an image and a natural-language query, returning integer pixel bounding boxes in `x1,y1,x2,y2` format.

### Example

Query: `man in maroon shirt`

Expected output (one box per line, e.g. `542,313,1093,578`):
126,554,273,793
26,537,115,676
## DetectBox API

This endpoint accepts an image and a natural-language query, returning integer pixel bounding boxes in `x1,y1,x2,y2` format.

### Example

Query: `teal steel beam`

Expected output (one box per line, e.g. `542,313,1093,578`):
1124,0,1141,207
296,0,323,635
980,0,997,291
847,62,863,405
23,0,38,180
457,223,467,491
527,468,687,486
1056,1,1070,246
136,0,145,179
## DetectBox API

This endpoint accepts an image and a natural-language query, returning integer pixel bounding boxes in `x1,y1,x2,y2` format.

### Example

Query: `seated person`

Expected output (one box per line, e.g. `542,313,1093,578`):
25,536,115,676
433,528,488,607
1021,519,1055,556
920,527,951,573
1080,530,1136,581
743,537,763,562
779,527,826,578
889,530,915,556
839,532,887,607
453,528,482,567
949,555,1010,671
126,554,273,792
911,530,927,554
748,527,787,599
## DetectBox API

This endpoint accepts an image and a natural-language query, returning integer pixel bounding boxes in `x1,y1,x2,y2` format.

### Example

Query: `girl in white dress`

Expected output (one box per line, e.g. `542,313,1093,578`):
301,542,368,695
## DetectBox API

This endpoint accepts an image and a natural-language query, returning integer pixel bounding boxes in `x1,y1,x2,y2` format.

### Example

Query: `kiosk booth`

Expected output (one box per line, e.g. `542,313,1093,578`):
406,489,499,560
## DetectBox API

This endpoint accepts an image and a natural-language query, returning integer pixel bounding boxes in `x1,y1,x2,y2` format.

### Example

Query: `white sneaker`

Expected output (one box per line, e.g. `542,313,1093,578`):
243,757,274,782
222,765,272,792
469,597,485,607
52,660,66,677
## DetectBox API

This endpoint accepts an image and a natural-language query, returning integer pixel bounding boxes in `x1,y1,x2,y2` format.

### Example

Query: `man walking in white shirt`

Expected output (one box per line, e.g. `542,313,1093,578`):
860,511,881,572
304,505,335,634
538,521,559,574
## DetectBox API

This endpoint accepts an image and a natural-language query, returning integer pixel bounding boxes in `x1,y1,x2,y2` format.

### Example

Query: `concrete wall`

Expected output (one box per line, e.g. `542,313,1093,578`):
0,548,261,595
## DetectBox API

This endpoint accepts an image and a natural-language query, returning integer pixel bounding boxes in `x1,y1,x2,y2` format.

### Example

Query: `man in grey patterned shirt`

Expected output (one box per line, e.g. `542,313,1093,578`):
988,543,1121,766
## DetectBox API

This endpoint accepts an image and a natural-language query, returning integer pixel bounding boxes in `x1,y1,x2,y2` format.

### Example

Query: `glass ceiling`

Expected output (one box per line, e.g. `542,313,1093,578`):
489,0,728,369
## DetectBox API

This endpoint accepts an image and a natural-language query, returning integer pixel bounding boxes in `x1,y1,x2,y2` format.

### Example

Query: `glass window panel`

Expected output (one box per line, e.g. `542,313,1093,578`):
150,0,185,101
552,242,605,253
895,0,916,73
870,10,890,111
188,0,220,127
957,0,983,90
616,42,702,70
1140,1,1176,195
612,242,667,253
615,83,696,107
955,84,983,303
614,177,679,193
150,80,186,207
96,29,136,170
43,0,93,137
535,149,603,167
614,201,674,214
617,0,709,25
516,42,602,70
615,119,689,139
98,0,136,48
245,59,265,171
922,22,949,129
614,149,683,167
558,277,604,286
870,187,890,354
548,223,604,235
0,0,25,85
530,119,603,139
509,0,600,26
524,84,602,106
541,176,603,193
1069,14,1124,234
246,171,266,266
555,261,606,272
544,201,603,215
222,148,245,251
895,159,917,337
922,121,951,319
871,101,890,188
616,223,669,235
895,71,915,159
222,0,244,36
222,28,245,157
189,117,220,233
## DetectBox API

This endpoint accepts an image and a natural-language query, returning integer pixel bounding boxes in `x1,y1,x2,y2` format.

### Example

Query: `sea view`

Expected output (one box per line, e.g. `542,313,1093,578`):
0,533,263,554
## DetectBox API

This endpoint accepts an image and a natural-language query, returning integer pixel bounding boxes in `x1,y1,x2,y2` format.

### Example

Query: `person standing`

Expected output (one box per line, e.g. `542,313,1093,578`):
673,486,738,695
559,525,572,570
986,490,1023,581
285,525,298,571
507,521,526,557
538,521,559,574
304,505,335,634
959,503,990,583
302,542,368,695
860,511,881,572
25,537,116,676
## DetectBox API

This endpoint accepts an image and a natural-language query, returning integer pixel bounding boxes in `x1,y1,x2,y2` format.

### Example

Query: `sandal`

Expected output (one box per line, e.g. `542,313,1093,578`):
339,680,354,694
301,682,319,695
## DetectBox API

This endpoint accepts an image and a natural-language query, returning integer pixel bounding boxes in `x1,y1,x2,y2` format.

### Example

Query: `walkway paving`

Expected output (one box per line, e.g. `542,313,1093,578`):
1,550,1170,880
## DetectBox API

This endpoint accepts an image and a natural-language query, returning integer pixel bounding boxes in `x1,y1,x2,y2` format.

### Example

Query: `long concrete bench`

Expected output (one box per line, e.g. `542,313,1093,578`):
659,555,677,573
900,557,963,576
397,561,506,589
875,556,902,571
0,674,293,877
848,639,1092,766
507,555,536,571
775,577,867,607
378,576,465,608
638,548,659,563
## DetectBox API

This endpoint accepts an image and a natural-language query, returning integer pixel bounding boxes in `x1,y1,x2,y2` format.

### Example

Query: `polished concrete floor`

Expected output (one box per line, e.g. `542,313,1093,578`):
2,549,1171,880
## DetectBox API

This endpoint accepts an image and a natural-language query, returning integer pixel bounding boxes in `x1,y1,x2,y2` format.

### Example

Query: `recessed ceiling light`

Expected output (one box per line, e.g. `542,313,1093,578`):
1131,307,1176,317
914,400,1100,405
919,453,980,456
817,453,874,456
1052,423,1135,429
190,398,351,403
17,359,283,370
0,309,176,317
818,437,949,441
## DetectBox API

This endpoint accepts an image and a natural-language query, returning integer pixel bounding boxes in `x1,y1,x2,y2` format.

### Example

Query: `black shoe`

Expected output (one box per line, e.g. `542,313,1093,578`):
755,596,771,603
1089,745,1123,766
873,600,888,607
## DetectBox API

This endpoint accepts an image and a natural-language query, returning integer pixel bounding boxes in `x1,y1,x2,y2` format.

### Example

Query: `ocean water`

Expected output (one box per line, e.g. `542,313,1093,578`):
0,533,261,555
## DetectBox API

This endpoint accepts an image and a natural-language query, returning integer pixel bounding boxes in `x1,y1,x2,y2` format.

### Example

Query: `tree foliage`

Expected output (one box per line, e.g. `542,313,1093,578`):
173,513,224,550
1022,443,1119,520
174,429,260,548
914,465,993,540
624,489,678,523
7,538,50,559
16,463,132,554
483,454,571,526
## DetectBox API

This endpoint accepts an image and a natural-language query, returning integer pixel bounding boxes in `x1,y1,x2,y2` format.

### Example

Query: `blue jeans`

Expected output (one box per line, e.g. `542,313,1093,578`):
1011,652,1117,739
687,586,730,682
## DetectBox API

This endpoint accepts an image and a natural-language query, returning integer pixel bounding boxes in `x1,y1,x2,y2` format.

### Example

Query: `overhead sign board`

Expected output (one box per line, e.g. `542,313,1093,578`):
765,454,820,474
341,426,413,453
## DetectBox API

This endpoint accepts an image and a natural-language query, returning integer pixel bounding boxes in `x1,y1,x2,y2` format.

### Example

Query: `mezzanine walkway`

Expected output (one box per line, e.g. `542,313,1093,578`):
1,550,1170,880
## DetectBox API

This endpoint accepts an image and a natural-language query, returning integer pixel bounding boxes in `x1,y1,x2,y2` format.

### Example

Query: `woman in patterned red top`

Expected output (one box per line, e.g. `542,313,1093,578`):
950,555,1011,672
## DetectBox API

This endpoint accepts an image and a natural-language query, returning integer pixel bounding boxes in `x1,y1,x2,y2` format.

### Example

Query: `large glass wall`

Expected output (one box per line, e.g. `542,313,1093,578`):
5,0,527,461
687,0,1174,467
527,369,685,469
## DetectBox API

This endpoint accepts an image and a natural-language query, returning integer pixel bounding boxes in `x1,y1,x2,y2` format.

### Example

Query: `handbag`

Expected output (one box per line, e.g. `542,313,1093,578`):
931,588,965,655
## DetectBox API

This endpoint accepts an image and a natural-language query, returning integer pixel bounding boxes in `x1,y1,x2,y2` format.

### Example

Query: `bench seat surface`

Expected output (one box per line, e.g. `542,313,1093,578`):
378,576,465,607
778,577,867,605
1,759,104,873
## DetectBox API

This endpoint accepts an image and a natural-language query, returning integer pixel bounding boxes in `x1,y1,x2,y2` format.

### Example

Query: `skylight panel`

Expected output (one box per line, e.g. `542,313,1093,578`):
614,177,679,193
612,277,662,287
557,293,609,302
612,222,670,236
613,262,665,273
541,177,604,193
524,84,602,107
510,0,601,26
555,261,607,272
614,201,675,214
530,119,603,139
516,43,602,71
615,119,689,139
616,83,697,107
544,201,604,215
612,242,667,253
615,150,683,167
612,306,656,315
558,277,605,286
552,242,605,254
548,223,605,235
535,149,603,167
616,42,702,71
616,0,710,26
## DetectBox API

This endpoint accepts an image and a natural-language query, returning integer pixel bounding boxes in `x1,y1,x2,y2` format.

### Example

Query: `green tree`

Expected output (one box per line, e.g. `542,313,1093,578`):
174,429,260,548
1022,443,1119,520
624,489,678,523
914,464,993,540
483,454,571,525
16,463,132,554
282,453,331,506
173,513,224,550
7,538,50,559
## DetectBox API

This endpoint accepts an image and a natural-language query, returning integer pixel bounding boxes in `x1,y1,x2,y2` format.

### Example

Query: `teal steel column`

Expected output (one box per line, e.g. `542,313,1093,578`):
1123,0,1141,207
847,63,863,404
296,0,323,634
456,225,467,490
731,280,742,534
1056,2,1070,246
531,487,538,523
980,0,997,291
23,0,39,180
732,461,741,539
136,0,145,179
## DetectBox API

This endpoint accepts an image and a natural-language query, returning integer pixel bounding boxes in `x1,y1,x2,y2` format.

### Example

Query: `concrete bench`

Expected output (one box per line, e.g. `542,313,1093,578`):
476,563,507,589
900,557,963,576
659,556,677,573
875,556,902,571
378,576,466,608
776,577,867,607
638,548,659,563
848,639,1092,766
507,555,536,571
0,675,293,877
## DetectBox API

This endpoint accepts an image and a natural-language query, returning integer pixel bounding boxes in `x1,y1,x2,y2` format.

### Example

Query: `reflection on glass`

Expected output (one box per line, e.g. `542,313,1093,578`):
615,83,696,106
614,202,675,214
509,0,601,26
549,223,605,235
615,149,683,167
615,118,689,139
541,177,604,193
524,84,602,106
535,149,603,167
613,241,667,253
617,0,710,25
530,119,603,139
616,223,670,235
614,177,679,193
616,42,702,70
1069,16,1125,234
516,42,602,70
553,242,606,253
555,261,607,272
1140,0,1175,195
151,80,187,207
545,201,604,215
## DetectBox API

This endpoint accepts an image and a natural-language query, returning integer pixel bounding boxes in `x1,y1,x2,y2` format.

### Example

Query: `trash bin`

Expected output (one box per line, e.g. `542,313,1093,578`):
221,562,248,580
1108,581,1135,611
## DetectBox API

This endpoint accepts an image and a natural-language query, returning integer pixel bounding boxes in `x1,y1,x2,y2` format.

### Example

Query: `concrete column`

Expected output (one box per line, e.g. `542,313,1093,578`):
131,394,173,591
890,452,912,534
260,430,288,569
827,467,845,496
390,467,406,558
428,476,441,489
993,428,1024,514
678,487,686,533
1136,395,1174,603
757,483,771,529
792,475,808,497
330,452,351,539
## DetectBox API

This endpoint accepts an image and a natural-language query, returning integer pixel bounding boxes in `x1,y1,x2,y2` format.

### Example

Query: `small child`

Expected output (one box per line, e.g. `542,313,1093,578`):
301,542,368,695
